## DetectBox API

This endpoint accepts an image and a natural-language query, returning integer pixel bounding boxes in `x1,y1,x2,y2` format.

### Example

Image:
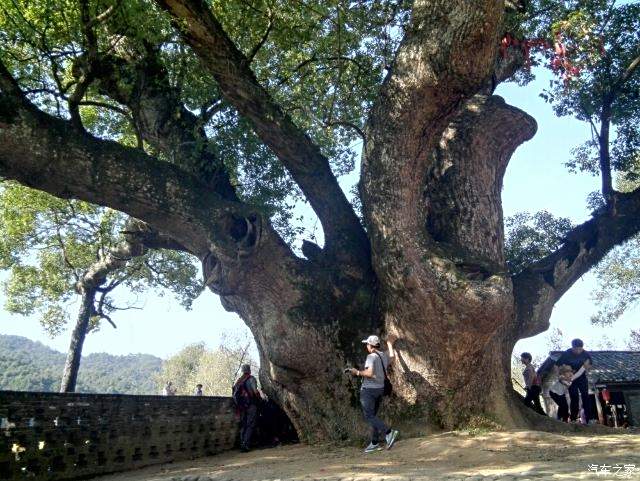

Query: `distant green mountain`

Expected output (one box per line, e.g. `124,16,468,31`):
0,334,162,394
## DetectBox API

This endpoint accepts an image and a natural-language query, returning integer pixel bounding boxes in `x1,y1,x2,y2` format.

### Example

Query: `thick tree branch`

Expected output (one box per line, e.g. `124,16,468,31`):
425,95,537,266
76,219,157,292
614,52,640,93
362,0,504,239
513,188,640,338
355,2,517,354
598,99,614,203
0,60,256,260
155,0,370,265
76,45,237,199
2,59,310,335
247,11,274,63
122,222,190,253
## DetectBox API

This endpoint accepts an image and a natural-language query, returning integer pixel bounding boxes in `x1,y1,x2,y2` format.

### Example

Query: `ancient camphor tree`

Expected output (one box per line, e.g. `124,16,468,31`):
0,182,202,392
0,0,639,440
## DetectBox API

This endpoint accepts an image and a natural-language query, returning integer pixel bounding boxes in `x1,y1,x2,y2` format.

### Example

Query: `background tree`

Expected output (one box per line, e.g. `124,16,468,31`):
158,332,256,396
591,235,640,326
1,0,640,441
0,182,202,392
505,211,574,274
505,0,640,349
157,342,206,395
589,175,640,329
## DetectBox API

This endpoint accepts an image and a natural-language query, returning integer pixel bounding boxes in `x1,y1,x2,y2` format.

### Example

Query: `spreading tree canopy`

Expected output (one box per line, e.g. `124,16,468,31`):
1,0,639,440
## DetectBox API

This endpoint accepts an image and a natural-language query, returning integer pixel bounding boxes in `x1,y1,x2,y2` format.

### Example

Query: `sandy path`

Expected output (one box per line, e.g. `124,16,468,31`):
95,430,640,481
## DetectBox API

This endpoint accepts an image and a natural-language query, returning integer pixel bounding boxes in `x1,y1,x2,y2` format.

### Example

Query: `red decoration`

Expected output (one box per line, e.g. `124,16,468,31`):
500,31,578,83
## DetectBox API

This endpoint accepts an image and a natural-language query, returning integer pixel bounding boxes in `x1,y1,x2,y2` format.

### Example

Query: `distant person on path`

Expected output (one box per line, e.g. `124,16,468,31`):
555,338,593,424
162,381,176,396
347,334,399,453
520,352,545,415
233,364,261,452
194,383,203,396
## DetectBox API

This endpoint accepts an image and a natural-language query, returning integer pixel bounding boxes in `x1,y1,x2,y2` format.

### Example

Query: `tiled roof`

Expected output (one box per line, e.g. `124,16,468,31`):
541,350,640,384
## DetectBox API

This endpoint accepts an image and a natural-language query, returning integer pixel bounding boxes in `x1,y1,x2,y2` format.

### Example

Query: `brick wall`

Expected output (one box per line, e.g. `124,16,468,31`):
0,391,238,480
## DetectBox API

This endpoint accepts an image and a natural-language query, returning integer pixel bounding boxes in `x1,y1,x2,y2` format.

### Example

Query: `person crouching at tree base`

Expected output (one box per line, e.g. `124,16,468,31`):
347,335,399,453
549,364,584,422
520,352,545,415
555,338,593,424
233,364,261,452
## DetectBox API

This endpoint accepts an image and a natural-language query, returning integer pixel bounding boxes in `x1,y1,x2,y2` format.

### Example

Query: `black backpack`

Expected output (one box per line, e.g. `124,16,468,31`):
375,352,393,396
232,376,253,408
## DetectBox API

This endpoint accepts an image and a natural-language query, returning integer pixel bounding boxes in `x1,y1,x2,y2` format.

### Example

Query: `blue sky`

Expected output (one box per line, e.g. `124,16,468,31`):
0,68,637,363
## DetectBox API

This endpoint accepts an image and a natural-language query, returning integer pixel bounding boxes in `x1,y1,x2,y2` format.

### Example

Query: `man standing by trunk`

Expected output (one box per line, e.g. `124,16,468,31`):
348,335,399,453
233,364,261,452
555,339,593,424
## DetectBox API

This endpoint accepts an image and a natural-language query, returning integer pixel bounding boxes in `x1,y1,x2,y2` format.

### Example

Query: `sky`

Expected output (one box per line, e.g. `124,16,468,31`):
0,68,637,365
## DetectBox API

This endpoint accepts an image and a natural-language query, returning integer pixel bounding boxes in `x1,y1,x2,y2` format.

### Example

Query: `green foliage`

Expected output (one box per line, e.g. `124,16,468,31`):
0,334,162,394
591,235,640,325
516,1,640,184
504,211,574,274
0,0,410,243
157,331,257,396
503,2,640,325
0,181,203,336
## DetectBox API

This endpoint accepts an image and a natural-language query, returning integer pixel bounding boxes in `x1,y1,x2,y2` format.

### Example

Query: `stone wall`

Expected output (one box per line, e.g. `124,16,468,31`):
0,391,238,480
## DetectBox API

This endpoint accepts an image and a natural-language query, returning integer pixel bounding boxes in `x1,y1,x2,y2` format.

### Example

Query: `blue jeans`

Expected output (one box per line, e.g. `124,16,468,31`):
360,387,389,444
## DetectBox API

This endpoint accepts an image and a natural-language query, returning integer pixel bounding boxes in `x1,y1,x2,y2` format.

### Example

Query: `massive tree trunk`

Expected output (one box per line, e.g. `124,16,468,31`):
2,0,640,441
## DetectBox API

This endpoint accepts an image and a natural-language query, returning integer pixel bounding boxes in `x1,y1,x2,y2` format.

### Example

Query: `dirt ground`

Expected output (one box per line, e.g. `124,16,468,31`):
93,429,640,481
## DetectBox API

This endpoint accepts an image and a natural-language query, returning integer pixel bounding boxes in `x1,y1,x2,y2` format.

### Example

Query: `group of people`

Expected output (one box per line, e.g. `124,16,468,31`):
521,338,594,424
164,335,595,455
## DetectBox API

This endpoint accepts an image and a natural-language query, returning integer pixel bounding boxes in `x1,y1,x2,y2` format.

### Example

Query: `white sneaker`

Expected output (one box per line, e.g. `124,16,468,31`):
385,429,399,449
364,442,382,453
